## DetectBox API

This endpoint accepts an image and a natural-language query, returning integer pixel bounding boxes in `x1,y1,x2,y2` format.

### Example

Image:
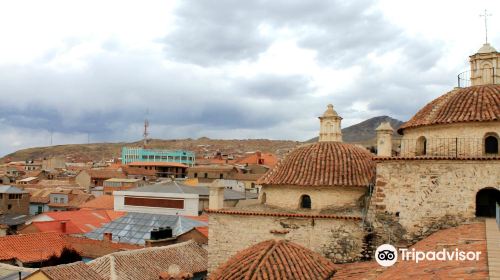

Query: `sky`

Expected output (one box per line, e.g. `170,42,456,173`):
0,0,498,156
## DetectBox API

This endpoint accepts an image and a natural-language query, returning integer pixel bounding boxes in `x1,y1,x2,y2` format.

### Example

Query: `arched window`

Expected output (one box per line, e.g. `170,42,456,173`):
484,134,499,154
261,192,266,204
300,195,311,209
476,188,500,217
416,136,427,156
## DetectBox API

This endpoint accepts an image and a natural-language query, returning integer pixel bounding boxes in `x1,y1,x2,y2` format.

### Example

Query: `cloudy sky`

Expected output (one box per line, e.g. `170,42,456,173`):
0,0,498,156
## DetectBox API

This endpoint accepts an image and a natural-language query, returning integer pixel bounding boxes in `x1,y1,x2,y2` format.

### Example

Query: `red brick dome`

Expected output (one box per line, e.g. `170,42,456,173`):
209,239,336,280
258,142,375,187
398,84,500,134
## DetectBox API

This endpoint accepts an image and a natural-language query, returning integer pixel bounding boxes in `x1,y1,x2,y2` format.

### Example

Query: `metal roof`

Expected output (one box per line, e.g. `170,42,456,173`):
0,186,26,194
84,212,207,245
124,181,258,200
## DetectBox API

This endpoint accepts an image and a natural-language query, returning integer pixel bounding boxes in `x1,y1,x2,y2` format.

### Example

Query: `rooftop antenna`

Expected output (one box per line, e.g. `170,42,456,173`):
143,109,150,148
480,9,492,43
50,130,53,146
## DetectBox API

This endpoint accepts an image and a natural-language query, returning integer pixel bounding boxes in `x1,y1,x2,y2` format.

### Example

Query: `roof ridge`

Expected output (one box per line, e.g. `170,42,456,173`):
244,240,277,279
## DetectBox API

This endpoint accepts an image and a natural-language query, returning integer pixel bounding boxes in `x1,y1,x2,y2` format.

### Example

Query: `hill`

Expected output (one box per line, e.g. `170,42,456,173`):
3,116,404,162
307,116,404,144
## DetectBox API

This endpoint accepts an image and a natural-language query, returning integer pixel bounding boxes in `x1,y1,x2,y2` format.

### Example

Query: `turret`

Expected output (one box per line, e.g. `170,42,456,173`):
318,104,342,142
375,121,394,157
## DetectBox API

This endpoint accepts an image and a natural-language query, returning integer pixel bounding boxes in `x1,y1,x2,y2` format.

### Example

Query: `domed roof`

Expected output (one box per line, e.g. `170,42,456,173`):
399,84,500,134
209,239,336,280
477,43,497,54
258,142,375,187
320,104,340,118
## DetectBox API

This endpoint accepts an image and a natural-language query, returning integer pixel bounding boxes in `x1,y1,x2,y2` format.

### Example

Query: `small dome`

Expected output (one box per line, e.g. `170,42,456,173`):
321,104,340,118
477,43,497,54
258,142,375,187
399,84,500,134
209,239,336,280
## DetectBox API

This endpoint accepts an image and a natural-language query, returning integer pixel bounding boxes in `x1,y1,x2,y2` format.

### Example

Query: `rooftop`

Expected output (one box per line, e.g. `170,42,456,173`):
39,261,105,280
104,178,142,183
210,239,336,280
124,181,258,200
0,232,70,263
88,240,207,280
127,162,188,168
84,212,207,245
79,195,114,210
0,185,26,194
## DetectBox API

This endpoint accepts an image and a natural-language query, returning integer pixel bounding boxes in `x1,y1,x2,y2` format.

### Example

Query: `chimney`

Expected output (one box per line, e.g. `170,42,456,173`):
375,122,394,157
60,221,67,233
103,232,113,242
209,180,225,210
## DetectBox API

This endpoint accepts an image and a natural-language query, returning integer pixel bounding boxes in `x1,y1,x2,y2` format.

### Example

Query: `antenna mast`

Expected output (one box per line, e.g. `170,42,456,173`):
143,110,150,148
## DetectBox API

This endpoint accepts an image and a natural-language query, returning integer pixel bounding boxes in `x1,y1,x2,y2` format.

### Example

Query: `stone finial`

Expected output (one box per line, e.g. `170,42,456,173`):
375,121,394,132
318,104,342,142
209,180,225,210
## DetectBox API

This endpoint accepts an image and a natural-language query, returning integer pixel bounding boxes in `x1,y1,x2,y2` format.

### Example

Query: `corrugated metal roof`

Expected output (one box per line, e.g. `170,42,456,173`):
84,212,207,245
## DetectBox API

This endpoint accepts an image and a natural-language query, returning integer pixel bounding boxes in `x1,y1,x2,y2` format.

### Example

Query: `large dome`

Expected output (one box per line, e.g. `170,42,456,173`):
209,239,336,280
399,84,500,134
258,142,375,187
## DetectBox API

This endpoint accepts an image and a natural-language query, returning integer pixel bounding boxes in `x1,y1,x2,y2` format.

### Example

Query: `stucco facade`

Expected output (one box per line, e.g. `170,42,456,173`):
400,122,500,157
260,185,367,210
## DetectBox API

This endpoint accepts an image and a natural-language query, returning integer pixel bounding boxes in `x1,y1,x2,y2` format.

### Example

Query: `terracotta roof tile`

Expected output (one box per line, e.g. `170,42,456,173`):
210,239,336,280
37,210,125,233
88,240,207,280
206,209,362,220
79,195,114,210
0,232,70,263
399,84,500,133
258,142,375,187
334,222,488,279
63,236,141,259
234,152,278,167
40,261,105,280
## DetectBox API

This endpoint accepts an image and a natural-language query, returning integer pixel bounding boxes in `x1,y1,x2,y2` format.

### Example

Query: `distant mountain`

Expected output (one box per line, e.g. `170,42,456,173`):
3,116,404,162
308,116,404,144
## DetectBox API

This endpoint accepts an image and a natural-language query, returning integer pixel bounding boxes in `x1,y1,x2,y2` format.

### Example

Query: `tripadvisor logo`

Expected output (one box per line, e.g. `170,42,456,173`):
374,244,482,267
375,244,398,267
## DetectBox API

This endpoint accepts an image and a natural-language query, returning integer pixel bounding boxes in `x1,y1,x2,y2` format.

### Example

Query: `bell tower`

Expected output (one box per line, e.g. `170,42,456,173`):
469,43,500,85
318,104,342,142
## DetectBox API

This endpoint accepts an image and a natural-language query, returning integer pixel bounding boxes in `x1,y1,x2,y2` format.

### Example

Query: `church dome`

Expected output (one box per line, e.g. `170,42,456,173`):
477,43,497,54
258,142,375,187
209,239,336,280
398,84,500,134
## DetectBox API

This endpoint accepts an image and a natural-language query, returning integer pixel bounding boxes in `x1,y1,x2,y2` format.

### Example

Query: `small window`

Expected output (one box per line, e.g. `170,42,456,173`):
300,195,312,209
261,192,266,204
7,204,12,210
416,136,427,156
485,135,499,154
219,173,223,179
194,173,198,178
204,173,208,178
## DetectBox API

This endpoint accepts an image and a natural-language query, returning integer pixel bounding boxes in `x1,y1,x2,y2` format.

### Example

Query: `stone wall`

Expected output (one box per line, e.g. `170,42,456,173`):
208,213,366,272
261,185,367,210
371,159,500,242
400,122,500,157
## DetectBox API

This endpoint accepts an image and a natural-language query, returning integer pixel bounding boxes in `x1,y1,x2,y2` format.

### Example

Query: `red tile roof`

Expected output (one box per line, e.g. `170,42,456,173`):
195,227,208,238
399,84,500,134
334,222,488,279
206,209,362,220
0,232,70,263
63,236,141,259
37,210,125,233
127,162,188,168
209,239,336,280
79,195,114,210
40,261,106,280
258,142,375,187
31,220,83,234
235,152,278,167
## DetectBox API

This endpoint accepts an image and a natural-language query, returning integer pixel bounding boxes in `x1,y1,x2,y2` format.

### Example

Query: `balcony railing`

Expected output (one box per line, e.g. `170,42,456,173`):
457,67,498,88
391,138,497,158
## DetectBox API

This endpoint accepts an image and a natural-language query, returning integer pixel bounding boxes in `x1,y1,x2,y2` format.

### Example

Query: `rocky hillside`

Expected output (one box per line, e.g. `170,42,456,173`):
3,116,404,162
308,116,404,144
